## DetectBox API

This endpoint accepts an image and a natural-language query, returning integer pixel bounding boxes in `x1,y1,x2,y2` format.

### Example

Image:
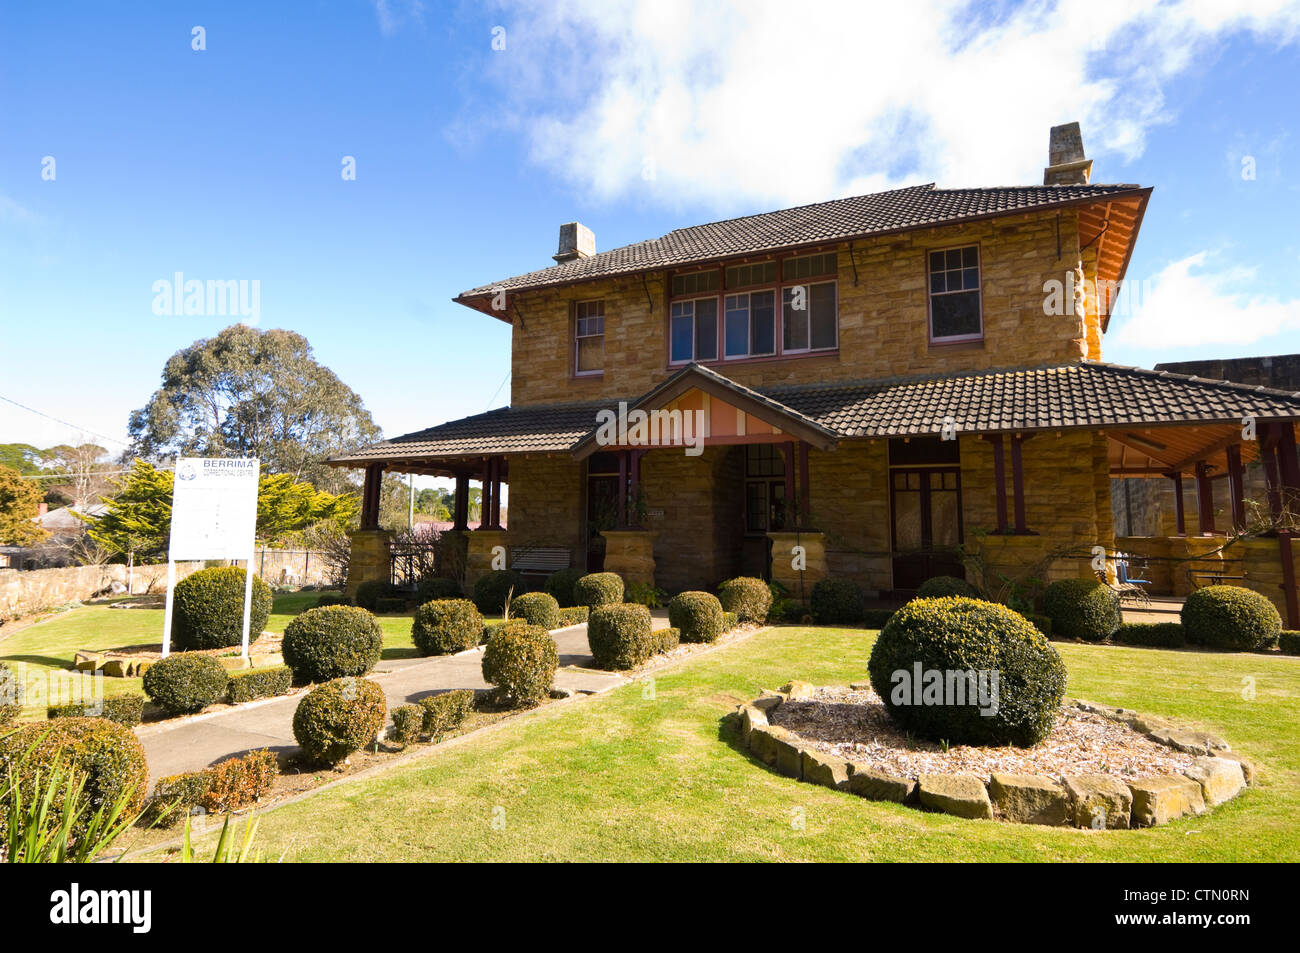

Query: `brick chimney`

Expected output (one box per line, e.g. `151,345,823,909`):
553,222,596,263
1043,122,1092,186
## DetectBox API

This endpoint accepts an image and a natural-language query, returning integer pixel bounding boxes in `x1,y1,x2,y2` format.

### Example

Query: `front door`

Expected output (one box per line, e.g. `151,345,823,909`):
586,453,622,572
889,467,965,592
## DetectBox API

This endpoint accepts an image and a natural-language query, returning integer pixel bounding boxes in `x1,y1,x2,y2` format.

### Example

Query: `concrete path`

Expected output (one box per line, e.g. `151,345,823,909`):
137,613,669,783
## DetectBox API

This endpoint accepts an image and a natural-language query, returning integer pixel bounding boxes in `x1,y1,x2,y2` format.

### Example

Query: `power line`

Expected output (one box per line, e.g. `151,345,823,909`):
484,370,511,411
0,393,130,448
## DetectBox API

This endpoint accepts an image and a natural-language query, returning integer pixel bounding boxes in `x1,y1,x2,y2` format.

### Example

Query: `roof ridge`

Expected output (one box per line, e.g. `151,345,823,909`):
666,183,937,234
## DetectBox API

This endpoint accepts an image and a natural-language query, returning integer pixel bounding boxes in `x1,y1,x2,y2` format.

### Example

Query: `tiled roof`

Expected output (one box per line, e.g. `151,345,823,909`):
329,362,1300,466
456,183,1145,299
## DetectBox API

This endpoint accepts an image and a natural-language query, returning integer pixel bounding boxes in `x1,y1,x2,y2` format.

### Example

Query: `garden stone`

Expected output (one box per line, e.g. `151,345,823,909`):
780,680,816,700
772,734,803,779
800,749,849,788
74,651,101,672
1214,751,1255,785
1183,757,1246,807
849,681,871,691
1127,775,1205,827
988,773,1071,826
101,659,132,678
740,704,768,742
1147,726,1213,755
917,774,993,819
1063,774,1132,829
752,691,786,713
845,767,916,803
748,724,793,767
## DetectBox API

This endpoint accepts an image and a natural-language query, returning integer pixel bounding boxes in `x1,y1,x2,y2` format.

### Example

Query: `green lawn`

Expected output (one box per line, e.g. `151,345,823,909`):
0,594,426,717
169,625,1300,862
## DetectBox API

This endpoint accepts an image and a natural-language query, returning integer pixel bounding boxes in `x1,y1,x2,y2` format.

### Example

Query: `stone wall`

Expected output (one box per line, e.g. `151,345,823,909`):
509,208,1090,406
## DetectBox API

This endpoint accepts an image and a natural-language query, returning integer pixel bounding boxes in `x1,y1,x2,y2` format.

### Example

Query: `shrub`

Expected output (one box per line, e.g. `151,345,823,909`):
412,599,483,656
1281,631,1300,655
1182,585,1283,651
0,717,148,834
374,597,408,614
810,578,866,625
389,705,423,747
509,591,561,630
916,575,981,599
472,569,521,615
587,603,654,670
315,593,351,608
143,772,211,827
861,608,896,629
47,693,146,727
1023,613,1053,638
668,591,724,644
144,749,277,826
225,665,293,704
867,597,1067,747
1111,622,1185,648
625,581,668,608
481,621,557,707
573,572,624,608
355,580,400,612
1,661,24,726
722,611,739,631
142,653,229,715
419,689,475,738
651,626,680,655
1040,578,1121,642
557,606,589,627
170,567,272,651
717,577,772,623
545,568,585,608
292,678,387,765
481,620,506,643
416,575,461,603
282,605,384,682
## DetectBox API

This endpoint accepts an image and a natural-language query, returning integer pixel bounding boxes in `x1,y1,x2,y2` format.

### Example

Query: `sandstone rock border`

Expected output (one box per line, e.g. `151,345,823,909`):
735,684,1252,828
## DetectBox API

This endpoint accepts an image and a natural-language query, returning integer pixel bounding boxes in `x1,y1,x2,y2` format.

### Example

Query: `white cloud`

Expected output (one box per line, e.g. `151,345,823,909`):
1109,251,1300,350
373,0,426,37
481,0,1300,211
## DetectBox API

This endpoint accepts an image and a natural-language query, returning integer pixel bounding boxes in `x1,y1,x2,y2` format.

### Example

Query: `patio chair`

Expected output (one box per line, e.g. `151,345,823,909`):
1115,557,1151,607
1094,566,1147,608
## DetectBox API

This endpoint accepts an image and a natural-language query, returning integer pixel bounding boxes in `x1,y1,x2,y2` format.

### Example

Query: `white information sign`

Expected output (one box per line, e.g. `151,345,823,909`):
162,457,260,658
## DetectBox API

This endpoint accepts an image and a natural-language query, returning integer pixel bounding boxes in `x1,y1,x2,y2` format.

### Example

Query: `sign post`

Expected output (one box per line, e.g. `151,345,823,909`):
162,457,260,658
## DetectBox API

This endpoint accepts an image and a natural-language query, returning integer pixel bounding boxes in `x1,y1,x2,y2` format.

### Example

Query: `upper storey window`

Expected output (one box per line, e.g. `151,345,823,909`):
928,245,983,343
574,299,605,375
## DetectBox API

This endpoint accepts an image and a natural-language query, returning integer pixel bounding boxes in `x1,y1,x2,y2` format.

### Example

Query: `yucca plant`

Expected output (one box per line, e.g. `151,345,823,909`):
179,812,269,863
1,757,144,863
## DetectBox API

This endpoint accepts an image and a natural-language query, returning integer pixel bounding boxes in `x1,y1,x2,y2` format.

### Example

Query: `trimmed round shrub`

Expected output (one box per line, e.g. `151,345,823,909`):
916,575,980,599
354,580,400,612
573,572,624,608
0,660,23,726
1040,578,1121,642
481,621,557,706
411,598,483,656
867,597,1067,747
292,677,387,765
282,605,384,682
557,605,589,627
1181,585,1282,651
509,591,561,629
0,717,148,835
142,653,229,715
544,568,585,608
810,578,866,625
651,626,681,655
416,575,461,603
389,704,423,747
717,577,772,623
668,591,724,644
171,566,272,651
587,603,653,669
472,569,521,615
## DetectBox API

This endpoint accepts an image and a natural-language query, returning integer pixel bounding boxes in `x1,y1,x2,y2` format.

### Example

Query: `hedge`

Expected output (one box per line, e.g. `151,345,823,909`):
315,593,352,608
810,578,866,625
282,605,384,682
1040,578,1121,642
509,592,561,630
545,568,585,608
1281,630,1300,655
481,621,557,707
416,576,461,603
1111,622,1186,648
142,653,229,715
47,693,146,727
861,608,896,629
225,666,293,704
867,597,1067,747
587,603,654,670
170,567,272,651
472,570,521,615
412,598,484,656
419,688,476,738
1181,585,1282,651
651,626,681,655
717,577,772,623
573,572,624,608
292,677,388,765
722,611,739,631
668,591,725,644
389,705,423,747
557,606,589,627
144,749,277,826
916,575,981,599
374,597,408,615
355,580,401,612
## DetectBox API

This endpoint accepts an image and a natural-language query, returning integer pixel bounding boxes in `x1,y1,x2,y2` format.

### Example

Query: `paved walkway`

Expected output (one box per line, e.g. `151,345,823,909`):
1120,594,1184,625
137,612,670,783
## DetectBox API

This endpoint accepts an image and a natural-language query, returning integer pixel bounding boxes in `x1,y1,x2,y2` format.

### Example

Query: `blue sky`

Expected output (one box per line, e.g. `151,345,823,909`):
2,0,1299,461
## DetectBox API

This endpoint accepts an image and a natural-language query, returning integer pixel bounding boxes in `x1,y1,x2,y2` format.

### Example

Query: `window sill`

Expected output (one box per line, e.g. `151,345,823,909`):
668,349,839,371
927,338,985,352
571,372,605,382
